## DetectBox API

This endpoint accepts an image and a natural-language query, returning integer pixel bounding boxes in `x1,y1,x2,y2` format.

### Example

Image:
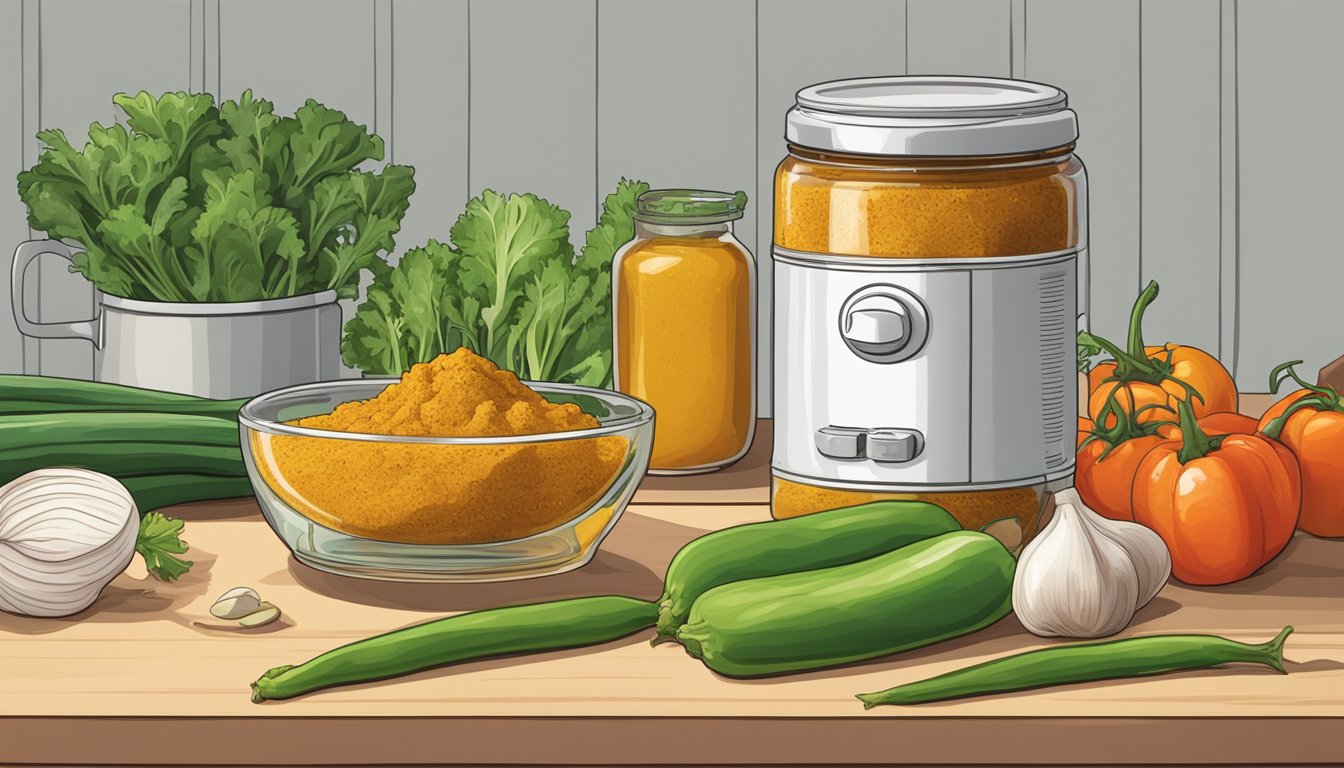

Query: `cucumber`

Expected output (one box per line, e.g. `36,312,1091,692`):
0,380,253,510
121,474,255,513
0,412,242,447
0,375,245,418
0,397,244,418
675,531,1015,678
0,443,246,483
655,500,960,638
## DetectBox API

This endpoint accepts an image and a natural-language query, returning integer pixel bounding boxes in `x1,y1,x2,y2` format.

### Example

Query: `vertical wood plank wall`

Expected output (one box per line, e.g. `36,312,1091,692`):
1026,0,1141,347
1236,0,1343,389
1,1,24,373
1,0,1338,405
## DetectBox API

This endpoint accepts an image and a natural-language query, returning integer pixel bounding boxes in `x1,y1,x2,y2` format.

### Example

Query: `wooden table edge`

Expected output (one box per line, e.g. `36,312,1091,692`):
3,715,1341,766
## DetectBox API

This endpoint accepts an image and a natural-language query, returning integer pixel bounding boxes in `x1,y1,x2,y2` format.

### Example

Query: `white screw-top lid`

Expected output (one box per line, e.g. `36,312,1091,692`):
786,76,1079,157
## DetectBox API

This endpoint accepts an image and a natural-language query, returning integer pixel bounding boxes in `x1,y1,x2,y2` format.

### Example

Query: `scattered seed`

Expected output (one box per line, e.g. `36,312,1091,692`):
239,602,281,628
211,586,263,620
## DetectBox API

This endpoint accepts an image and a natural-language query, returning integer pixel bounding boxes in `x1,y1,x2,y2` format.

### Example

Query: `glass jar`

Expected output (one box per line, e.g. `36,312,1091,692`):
613,190,756,474
771,77,1087,550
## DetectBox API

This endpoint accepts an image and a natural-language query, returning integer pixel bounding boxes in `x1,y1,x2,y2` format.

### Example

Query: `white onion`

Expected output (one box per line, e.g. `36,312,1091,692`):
0,468,138,617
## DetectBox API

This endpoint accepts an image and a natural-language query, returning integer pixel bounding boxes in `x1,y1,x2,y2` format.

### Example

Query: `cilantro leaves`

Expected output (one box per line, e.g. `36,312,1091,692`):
342,179,648,387
17,90,414,303
135,511,193,582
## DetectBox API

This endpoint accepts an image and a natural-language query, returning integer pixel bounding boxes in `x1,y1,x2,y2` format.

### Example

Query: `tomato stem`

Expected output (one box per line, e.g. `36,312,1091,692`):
1126,280,1160,360
1078,281,1171,386
1261,360,1343,440
1077,330,1165,384
1077,332,1104,373
1268,359,1343,407
1173,389,1222,463
1082,384,1168,460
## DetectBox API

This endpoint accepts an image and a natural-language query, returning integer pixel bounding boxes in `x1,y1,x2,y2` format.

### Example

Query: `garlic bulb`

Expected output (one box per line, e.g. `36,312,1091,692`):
0,468,139,618
1012,487,1171,639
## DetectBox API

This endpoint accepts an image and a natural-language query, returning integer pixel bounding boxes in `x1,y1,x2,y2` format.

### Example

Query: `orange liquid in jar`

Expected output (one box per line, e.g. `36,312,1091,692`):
615,236,753,471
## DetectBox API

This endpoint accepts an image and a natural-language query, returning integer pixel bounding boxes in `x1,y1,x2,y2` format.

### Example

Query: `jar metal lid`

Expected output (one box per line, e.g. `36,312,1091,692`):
786,76,1079,157
635,189,747,225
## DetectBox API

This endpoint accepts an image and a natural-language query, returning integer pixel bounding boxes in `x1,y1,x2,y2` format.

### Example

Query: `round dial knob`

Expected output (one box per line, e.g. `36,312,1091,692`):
841,295,910,356
838,285,929,364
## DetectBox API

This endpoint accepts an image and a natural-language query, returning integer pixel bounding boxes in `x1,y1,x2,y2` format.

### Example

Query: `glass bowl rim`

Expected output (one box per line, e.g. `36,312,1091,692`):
238,378,655,445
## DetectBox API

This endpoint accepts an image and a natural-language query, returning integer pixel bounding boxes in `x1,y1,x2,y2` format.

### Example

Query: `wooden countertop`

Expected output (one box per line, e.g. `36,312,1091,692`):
2,399,1342,766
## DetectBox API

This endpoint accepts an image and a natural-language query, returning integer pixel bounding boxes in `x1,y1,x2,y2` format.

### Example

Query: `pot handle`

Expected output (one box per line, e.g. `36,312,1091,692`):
11,239,100,346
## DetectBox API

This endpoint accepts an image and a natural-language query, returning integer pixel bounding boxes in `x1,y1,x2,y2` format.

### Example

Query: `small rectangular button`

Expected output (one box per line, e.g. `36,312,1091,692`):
867,428,924,463
815,426,867,459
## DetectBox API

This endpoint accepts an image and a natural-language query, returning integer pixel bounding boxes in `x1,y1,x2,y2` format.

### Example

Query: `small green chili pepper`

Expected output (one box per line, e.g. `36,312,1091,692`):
251,596,657,703
857,626,1293,708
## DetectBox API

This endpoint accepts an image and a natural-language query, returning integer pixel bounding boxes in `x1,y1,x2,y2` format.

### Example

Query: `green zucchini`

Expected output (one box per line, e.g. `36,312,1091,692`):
0,375,245,418
655,501,960,639
121,474,255,513
0,397,244,418
0,443,245,482
0,379,254,510
0,412,242,448
676,531,1015,678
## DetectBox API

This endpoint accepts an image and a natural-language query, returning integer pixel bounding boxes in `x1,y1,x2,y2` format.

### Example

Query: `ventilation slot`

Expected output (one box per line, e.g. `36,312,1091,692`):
1039,268,1071,469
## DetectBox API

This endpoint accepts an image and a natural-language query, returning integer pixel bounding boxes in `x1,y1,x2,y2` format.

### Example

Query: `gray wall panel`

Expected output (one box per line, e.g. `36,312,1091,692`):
189,0,206,92
20,0,38,374
1219,0,1239,377
1236,0,1344,390
219,0,376,126
1027,0,1141,344
907,0,1011,77
391,0,469,255
203,0,220,97
757,0,907,413
1140,0,1222,359
38,0,191,130
470,0,596,235
1,1,24,373
1010,0,1026,77
33,0,193,378
597,0,755,251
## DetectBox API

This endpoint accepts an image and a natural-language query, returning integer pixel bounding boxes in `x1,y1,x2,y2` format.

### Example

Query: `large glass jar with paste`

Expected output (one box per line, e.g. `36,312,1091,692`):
771,76,1088,549
613,190,755,474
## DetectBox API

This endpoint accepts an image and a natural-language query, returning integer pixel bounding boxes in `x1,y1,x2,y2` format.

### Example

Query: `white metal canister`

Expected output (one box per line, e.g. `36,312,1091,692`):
770,76,1088,541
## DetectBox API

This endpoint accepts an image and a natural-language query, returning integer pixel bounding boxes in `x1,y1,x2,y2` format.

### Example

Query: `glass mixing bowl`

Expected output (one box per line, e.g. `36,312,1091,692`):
238,379,654,582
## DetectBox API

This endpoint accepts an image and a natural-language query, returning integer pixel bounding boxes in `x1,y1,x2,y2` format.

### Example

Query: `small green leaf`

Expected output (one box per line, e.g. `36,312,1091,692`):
450,190,573,362
288,98,384,194
315,165,415,297
189,169,306,300
1077,330,1106,373
136,512,193,582
342,270,413,375
112,90,223,176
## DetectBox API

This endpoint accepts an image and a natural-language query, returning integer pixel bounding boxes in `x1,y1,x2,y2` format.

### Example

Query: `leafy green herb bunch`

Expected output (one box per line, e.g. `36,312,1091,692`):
342,180,649,387
17,90,414,303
